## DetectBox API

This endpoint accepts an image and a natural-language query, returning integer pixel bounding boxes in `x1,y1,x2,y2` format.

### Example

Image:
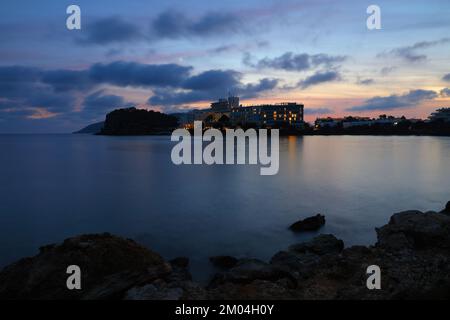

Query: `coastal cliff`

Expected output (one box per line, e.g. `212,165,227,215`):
1,202,449,300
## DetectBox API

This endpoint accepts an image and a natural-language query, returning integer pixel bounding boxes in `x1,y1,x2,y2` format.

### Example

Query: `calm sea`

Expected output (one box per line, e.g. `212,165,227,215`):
1,134,449,282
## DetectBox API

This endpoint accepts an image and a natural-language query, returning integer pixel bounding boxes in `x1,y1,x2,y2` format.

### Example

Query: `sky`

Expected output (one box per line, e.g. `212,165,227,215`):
0,0,449,133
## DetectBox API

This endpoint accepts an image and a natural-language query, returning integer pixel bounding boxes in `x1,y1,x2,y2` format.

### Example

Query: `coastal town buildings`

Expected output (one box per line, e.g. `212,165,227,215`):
315,115,413,129
174,99,449,130
174,95,304,128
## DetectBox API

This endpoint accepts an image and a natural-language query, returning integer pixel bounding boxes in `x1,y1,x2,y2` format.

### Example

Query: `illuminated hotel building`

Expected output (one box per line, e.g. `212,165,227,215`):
230,102,304,127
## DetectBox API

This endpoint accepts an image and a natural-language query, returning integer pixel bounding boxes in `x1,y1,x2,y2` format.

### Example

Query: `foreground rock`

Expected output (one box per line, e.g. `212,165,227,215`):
209,210,450,299
289,214,325,232
441,201,450,215
1,203,450,300
0,233,206,300
209,256,239,269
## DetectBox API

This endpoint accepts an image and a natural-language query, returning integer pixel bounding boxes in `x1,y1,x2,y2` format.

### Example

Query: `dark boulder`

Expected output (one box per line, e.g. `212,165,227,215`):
167,257,191,282
0,233,171,300
289,214,325,232
440,201,450,215
170,257,189,269
289,234,344,255
209,259,296,289
209,256,238,269
376,210,450,250
270,235,344,276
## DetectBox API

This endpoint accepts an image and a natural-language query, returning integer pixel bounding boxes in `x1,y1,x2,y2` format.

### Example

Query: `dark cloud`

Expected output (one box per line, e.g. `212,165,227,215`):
189,12,242,36
74,11,246,46
1,62,192,121
1,62,193,103
443,73,450,82
211,45,237,54
0,66,76,116
440,88,450,97
151,10,187,39
240,78,279,99
148,69,278,106
82,90,133,119
347,89,438,112
357,78,375,85
78,17,143,45
182,70,240,91
298,71,341,89
152,10,242,39
378,38,450,62
41,70,92,92
1,62,277,117
244,52,346,71
25,88,75,112
89,61,193,88
304,107,334,115
0,65,41,83
148,89,213,106
1,61,196,122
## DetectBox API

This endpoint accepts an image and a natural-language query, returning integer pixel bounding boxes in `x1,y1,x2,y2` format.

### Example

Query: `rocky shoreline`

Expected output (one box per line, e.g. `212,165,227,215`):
1,202,449,300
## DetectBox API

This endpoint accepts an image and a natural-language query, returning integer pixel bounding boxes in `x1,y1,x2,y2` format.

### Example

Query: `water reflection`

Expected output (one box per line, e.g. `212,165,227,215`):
0,134,449,283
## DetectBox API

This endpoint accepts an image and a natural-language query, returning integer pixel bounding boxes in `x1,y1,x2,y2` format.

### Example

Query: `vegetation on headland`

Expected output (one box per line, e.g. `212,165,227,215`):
97,107,179,136
1,201,449,300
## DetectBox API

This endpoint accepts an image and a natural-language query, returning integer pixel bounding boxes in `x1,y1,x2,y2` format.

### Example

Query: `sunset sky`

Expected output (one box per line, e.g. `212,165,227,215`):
0,0,449,133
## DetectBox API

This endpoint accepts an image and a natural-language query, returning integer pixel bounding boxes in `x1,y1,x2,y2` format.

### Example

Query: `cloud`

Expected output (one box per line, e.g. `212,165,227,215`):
347,89,438,112
211,45,237,54
357,78,375,85
443,73,450,82
240,78,279,99
26,108,59,120
89,61,193,88
182,69,240,91
378,38,450,62
41,70,92,92
1,62,278,118
74,10,248,46
151,10,243,39
298,71,341,89
82,90,134,119
244,52,346,71
149,69,278,106
0,66,77,117
77,17,143,45
440,88,450,97
2,62,191,120
380,66,397,76
304,107,334,115
0,65,42,83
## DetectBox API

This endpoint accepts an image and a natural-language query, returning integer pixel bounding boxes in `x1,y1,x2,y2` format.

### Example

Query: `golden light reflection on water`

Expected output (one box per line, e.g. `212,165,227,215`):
287,135,297,163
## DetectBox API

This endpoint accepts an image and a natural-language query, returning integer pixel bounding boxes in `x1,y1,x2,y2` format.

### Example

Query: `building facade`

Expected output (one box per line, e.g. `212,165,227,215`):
174,97,304,128
230,102,304,127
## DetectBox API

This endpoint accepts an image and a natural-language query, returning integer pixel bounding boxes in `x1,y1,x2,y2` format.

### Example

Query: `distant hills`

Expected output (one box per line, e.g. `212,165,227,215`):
73,121,104,134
